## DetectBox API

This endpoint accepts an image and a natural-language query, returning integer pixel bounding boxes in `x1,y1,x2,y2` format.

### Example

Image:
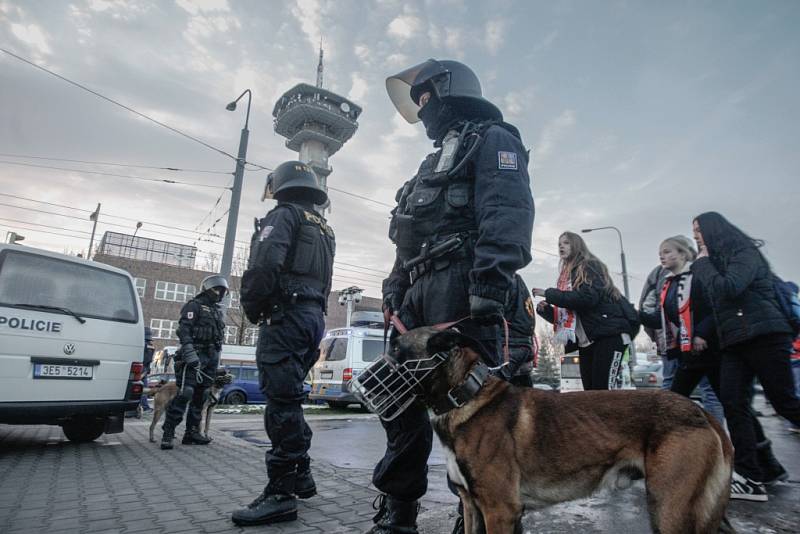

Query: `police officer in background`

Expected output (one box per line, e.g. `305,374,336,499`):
232,161,335,527
369,59,535,534
160,275,227,449
140,327,155,413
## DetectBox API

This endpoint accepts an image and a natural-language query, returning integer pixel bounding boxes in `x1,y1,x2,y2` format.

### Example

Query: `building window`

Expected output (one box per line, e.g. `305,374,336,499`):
225,326,239,345
155,281,196,303
134,278,147,298
228,290,240,309
150,318,179,340
244,327,258,346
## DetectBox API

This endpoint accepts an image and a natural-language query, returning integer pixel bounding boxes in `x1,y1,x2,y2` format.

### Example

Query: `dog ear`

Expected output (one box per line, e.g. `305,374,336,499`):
426,329,487,358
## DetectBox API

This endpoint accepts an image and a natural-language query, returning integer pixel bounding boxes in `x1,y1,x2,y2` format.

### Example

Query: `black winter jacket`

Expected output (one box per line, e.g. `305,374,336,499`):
691,246,792,349
537,261,630,348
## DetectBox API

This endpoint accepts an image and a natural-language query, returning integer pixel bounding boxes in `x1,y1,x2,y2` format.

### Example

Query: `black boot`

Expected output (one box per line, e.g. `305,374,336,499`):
757,439,789,485
366,494,419,534
231,469,298,526
160,426,175,450
295,456,316,499
182,427,212,445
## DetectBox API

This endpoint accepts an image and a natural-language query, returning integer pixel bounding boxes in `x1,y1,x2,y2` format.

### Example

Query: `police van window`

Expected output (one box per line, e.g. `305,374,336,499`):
325,338,348,362
0,250,138,323
361,339,384,362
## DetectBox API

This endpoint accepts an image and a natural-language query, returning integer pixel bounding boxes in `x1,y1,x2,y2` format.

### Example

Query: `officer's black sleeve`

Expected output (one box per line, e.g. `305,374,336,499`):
470,126,535,302
176,301,200,347
382,257,410,299
244,205,300,302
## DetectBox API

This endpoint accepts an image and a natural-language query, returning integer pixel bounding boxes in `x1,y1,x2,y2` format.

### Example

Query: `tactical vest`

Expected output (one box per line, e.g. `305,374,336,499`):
389,122,493,262
190,299,225,348
280,204,335,306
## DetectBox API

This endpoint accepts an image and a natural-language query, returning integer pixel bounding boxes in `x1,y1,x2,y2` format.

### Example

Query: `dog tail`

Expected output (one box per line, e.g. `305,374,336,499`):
696,413,735,533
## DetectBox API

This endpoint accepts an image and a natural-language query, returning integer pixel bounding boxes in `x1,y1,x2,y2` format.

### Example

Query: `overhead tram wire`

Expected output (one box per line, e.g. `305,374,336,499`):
0,160,229,190
0,153,233,175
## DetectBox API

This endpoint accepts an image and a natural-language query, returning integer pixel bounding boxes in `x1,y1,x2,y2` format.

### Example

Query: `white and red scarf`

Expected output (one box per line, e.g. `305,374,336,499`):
553,266,577,344
659,265,693,353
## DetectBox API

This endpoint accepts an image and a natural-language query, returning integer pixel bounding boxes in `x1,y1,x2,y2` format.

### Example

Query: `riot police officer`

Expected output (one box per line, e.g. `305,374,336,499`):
369,59,535,534
160,275,227,449
232,161,335,527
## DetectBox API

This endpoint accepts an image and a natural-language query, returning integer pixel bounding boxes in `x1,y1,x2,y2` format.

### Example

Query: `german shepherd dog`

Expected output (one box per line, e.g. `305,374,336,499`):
396,328,734,534
147,370,233,443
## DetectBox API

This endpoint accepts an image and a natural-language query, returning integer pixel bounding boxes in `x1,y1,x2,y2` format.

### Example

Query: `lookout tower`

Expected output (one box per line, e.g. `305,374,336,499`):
272,45,362,202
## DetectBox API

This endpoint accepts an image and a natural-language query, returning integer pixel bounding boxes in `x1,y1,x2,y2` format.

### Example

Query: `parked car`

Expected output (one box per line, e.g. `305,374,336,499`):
632,362,663,389
219,364,310,405
309,325,384,408
0,244,144,442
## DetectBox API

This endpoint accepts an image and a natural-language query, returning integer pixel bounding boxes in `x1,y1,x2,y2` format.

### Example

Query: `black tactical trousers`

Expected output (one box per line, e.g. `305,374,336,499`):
373,260,533,501
257,304,325,480
163,351,218,434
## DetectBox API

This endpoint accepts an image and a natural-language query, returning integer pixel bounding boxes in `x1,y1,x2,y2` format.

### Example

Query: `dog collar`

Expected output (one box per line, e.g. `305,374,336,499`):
430,361,491,415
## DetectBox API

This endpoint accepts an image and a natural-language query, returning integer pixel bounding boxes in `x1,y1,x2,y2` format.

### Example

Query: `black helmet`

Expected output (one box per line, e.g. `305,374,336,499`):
262,161,328,205
144,326,153,342
200,274,228,298
386,59,502,123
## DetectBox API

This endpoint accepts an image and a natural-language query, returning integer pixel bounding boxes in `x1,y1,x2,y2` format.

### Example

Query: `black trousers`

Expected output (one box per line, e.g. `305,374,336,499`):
257,305,324,480
163,351,218,433
373,261,533,501
578,335,627,390
719,333,800,480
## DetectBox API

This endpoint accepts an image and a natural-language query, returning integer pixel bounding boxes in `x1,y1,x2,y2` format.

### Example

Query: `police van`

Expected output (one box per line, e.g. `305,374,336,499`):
309,312,385,408
0,244,144,442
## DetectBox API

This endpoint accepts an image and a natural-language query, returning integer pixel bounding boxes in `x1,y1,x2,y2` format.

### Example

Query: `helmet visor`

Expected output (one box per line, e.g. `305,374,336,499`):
262,173,275,201
385,59,447,123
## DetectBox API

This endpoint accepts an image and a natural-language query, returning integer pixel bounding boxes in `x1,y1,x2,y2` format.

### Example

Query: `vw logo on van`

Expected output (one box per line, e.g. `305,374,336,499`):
63,343,76,355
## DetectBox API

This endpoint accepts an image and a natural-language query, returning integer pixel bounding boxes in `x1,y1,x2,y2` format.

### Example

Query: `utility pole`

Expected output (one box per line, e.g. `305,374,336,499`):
337,286,363,327
220,89,252,283
88,203,101,260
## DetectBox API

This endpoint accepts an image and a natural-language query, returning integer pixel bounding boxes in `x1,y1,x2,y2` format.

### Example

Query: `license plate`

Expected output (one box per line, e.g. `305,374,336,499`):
34,364,93,379
320,370,333,379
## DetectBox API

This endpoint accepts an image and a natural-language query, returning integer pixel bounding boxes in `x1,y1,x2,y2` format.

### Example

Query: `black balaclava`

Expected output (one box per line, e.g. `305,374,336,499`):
417,93,463,142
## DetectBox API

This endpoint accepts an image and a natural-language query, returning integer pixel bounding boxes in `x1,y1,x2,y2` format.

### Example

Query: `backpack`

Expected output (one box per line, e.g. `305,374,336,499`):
772,275,800,336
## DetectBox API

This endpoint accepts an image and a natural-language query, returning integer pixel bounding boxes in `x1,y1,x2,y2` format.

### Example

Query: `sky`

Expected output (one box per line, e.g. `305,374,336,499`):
1,0,799,301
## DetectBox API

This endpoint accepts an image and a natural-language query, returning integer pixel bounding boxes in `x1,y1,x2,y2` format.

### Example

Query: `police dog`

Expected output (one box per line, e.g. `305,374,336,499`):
147,370,233,443
401,328,733,534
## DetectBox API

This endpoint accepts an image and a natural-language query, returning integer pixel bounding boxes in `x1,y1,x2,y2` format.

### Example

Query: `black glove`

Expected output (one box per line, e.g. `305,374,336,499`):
382,292,404,316
469,295,504,325
181,345,200,368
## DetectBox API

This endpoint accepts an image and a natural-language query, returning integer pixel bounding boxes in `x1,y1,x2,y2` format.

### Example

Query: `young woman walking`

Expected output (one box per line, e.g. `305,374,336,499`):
692,211,800,502
533,232,633,390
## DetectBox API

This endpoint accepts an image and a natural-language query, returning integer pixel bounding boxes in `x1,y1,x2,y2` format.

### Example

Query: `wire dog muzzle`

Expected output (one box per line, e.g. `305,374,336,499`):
350,350,449,421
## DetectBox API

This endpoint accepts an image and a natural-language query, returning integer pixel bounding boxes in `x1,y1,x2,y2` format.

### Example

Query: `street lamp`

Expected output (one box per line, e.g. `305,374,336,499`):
581,226,630,301
133,221,143,238
220,89,252,283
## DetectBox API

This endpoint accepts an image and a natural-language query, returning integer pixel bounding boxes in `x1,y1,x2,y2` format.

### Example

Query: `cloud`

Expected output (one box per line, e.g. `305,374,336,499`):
289,0,323,53
503,88,535,119
9,23,51,56
348,72,368,102
387,14,421,42
535,109,576,162
484,18,505,55
175,0,230,15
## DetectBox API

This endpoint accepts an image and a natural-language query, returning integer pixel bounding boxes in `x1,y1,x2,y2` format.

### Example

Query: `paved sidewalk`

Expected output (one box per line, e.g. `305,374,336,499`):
1,404,798,533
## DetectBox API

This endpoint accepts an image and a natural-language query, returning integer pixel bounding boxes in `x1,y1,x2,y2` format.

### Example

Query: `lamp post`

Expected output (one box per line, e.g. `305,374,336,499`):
581,226,630,301
220,89,252,283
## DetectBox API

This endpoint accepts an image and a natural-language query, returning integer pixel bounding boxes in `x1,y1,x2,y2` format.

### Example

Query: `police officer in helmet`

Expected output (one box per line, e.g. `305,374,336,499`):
160,274,227,449
232,161,335,527
369,59,536,534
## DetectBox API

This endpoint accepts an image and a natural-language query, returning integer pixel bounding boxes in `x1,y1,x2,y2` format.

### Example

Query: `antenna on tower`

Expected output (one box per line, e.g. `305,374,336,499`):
316,38,324,88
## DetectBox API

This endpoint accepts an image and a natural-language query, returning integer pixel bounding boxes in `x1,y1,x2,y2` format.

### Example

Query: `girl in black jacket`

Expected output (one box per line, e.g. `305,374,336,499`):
692,211,800,501
533,232,632,390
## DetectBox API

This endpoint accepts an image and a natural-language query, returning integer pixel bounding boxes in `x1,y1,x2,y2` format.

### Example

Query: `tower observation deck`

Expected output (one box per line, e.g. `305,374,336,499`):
272,49,362,200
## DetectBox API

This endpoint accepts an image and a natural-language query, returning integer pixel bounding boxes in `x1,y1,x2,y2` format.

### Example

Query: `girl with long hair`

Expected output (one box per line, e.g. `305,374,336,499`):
533,232,633,390
692,211,800,501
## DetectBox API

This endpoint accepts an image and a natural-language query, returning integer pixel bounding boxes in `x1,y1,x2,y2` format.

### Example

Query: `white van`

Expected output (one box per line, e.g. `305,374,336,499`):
309,326,385,408
0,244,144,442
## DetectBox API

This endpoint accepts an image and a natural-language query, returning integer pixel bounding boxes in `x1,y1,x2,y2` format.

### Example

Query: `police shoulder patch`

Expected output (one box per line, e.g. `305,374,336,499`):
187,311,194,319
259,225,274,241
498,151,518,170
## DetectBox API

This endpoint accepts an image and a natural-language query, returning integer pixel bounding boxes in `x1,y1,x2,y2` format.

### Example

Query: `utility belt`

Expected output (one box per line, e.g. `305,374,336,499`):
405,232,474,286
263,295,323,325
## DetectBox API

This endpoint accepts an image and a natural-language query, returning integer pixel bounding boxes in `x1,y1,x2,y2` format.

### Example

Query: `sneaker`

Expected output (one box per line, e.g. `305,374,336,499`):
730,472,768,502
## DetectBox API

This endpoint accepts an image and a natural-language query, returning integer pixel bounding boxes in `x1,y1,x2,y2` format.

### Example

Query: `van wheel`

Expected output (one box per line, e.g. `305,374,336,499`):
225,391,246,405
62,418,105,443
327,401,350,409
